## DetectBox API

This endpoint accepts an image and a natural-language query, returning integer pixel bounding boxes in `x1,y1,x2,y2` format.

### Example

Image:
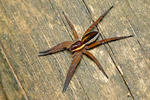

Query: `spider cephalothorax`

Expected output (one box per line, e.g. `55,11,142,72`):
38,6,133,92
70,31,99,52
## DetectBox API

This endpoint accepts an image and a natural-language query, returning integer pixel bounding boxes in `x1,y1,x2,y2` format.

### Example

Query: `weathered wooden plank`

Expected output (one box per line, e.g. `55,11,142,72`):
83,0,150,100
0,84,7,100
49,0,132,100
0,0,149,100
0,47,28,100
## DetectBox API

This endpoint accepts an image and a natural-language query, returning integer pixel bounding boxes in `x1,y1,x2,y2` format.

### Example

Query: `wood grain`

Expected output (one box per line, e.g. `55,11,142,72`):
0,0,150,100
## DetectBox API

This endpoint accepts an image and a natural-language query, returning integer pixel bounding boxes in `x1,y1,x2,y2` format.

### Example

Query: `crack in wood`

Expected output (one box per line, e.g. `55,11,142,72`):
0,45,29,100
102,43,135,100
80,1,135,99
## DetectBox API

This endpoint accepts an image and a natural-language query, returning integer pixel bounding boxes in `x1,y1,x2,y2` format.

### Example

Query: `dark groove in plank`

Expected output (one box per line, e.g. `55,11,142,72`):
136,40,150,68
124,15,150,68
79,2,135,99
102,41,135,100
0,46,29,100
82,0,92,16
77,80,90,100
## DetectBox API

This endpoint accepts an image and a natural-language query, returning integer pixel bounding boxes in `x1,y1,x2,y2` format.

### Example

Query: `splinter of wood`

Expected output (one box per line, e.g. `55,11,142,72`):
38,6,133,92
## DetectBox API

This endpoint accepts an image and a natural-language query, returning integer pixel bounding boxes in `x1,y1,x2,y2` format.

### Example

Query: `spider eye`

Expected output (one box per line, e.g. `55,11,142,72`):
81,31,99,45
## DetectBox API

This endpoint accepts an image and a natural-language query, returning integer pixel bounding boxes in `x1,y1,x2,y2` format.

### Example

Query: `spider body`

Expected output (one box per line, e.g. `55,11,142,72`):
70,40,83,52
39,6,133,92
71,31,99,52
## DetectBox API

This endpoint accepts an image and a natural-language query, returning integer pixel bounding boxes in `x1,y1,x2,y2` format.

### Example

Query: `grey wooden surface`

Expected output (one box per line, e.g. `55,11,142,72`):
0,0,150,100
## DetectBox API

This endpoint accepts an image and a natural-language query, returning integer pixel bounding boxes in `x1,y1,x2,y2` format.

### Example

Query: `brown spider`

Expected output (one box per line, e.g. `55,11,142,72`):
38,6,133,92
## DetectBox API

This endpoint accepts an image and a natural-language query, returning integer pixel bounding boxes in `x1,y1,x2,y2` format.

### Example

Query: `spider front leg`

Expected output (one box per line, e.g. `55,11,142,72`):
38,41,72,56
62,52,82,92
86,35,133,49
83,6,113,36
63,12,79,40
83,50,108,78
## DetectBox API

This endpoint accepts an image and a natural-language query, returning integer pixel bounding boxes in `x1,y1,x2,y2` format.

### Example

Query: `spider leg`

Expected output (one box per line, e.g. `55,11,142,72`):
83,51,108,78
63,12,79,40
62,52,82,92
86,35,133,49
83,6,113,36
38,41,72,56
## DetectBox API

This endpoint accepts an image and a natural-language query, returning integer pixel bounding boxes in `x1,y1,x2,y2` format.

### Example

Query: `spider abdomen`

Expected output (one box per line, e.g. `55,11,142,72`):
81,31,99,45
